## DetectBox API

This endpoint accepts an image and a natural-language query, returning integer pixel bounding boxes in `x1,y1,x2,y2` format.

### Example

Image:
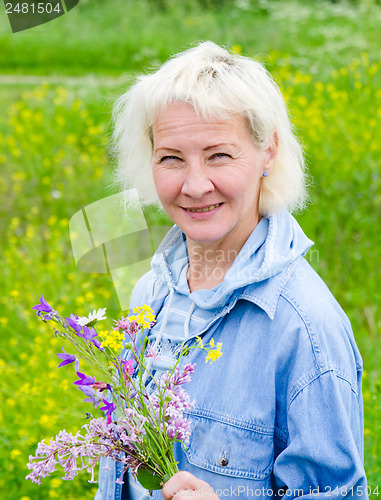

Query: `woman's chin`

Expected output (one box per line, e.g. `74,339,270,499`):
180,225,231,244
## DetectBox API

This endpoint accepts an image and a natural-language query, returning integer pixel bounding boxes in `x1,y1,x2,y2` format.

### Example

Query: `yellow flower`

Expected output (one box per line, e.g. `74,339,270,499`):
195,336,203,346
297,96,308,107
101,330,125,352
231,44,242,55
131,305,156,329
39,414,53,426
50,478,62,488
204,340,223,364
205,347,223,364
10,449,22,460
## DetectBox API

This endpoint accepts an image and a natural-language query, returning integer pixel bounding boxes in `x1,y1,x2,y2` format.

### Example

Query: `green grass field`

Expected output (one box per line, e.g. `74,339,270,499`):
0,1,380,498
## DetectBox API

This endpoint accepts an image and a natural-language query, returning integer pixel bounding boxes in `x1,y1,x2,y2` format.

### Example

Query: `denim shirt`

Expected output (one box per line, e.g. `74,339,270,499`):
95,211,367,500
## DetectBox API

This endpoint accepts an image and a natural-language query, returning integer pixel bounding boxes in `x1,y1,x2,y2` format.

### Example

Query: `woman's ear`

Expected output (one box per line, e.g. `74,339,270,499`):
265,130,278,169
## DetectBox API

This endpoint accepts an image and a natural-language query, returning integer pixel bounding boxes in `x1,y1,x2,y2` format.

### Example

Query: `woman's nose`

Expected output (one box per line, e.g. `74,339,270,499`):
180,165,214,199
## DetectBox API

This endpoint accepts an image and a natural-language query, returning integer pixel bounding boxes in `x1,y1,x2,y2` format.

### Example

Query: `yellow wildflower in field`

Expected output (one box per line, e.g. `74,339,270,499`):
231,44,242,54
50,478,62,488
66,133,77,144
10,449,22,460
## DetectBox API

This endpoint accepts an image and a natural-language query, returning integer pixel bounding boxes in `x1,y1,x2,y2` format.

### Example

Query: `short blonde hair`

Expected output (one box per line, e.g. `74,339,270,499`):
112,41,308,216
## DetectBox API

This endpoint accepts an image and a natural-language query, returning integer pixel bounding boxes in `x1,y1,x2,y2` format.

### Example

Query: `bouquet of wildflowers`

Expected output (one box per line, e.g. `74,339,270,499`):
26,296,222,490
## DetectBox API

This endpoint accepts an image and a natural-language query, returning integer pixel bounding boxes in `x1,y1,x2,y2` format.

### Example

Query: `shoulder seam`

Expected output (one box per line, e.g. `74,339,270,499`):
288,368,359,411
279,286,323,371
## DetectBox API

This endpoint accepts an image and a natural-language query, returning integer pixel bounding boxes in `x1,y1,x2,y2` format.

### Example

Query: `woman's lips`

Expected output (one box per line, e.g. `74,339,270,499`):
186,203,223,213
181,202,224,219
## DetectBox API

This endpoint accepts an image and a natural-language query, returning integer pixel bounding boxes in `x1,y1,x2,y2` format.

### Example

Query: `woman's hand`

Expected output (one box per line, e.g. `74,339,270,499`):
162,471,220,499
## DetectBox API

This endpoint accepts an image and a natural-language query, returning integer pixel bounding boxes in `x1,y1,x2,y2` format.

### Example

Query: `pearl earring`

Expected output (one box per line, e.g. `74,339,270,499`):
263,171,268,177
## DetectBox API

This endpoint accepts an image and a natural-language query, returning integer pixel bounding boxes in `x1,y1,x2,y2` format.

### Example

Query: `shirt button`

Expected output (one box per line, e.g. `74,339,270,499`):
219,456,229,467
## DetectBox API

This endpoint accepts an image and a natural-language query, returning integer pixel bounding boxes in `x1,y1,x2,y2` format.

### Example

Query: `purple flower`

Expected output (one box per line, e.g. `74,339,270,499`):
77,325,104,351
32,295,53,314
100,399,117,416
57,348,76,368
74,372,95,386
26,419,120,484
167,416,192,442
82,326,97,342
78,385,102,407
161,363,195,390
65,315,81,333
92,337,104,351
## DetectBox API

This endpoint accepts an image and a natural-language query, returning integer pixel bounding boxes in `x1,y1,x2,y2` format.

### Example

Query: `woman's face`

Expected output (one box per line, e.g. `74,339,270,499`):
152,102,276,246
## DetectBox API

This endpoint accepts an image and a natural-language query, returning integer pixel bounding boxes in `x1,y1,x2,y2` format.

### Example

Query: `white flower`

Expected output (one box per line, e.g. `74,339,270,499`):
77,308,107,327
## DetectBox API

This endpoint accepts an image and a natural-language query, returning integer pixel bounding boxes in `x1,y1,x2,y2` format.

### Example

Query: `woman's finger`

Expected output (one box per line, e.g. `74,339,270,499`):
162,471,218,499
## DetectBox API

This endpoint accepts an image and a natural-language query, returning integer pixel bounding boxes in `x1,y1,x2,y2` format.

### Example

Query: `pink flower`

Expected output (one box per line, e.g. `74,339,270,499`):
125,359,134,376
92,381,108,391
145,344,159,362
113,317,130,330
120,359,135,379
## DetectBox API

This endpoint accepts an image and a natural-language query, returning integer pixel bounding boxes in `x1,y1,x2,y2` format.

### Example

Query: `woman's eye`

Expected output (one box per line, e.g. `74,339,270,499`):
210,153,232,160
160,155,182,162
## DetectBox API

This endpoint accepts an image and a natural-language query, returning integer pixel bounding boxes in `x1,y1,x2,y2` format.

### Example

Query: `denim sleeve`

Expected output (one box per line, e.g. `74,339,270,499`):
272,370,368,499
94,456,124,500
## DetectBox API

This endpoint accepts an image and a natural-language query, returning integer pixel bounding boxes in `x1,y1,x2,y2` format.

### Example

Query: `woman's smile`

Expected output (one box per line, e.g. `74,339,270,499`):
184,203,223,213
182,202,224,220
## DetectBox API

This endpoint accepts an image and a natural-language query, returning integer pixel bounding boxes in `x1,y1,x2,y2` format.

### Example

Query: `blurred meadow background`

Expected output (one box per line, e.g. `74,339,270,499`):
0,0,380,498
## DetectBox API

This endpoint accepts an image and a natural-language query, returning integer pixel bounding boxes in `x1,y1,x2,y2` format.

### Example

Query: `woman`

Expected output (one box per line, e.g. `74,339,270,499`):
95,42,367,500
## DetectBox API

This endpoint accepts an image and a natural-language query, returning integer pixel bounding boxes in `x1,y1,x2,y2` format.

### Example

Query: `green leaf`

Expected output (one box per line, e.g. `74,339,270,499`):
136,467,163,490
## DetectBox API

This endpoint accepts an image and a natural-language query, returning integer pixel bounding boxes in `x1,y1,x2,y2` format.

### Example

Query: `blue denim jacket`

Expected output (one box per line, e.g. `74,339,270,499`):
95,211,367,500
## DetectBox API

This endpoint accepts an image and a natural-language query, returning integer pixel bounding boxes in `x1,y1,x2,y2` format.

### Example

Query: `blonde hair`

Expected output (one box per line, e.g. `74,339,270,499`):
112,41,308,216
